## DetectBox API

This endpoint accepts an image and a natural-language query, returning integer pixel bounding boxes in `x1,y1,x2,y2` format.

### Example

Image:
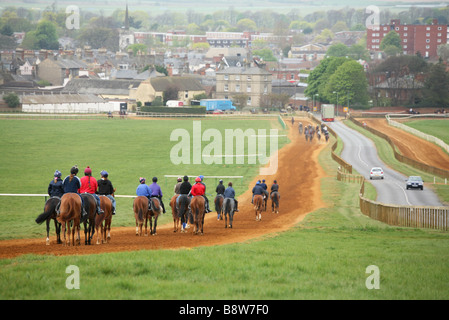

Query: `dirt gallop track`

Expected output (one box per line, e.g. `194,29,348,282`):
361,118,449,171
0,120,327,259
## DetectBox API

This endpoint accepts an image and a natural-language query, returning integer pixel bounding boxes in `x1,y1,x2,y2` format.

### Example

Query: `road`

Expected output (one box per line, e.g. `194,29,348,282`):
328,120,443,207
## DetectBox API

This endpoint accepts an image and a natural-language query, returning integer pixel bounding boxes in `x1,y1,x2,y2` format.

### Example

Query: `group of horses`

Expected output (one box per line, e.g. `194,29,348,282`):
299,122,330,143
35,193,113,246
36,188,281,245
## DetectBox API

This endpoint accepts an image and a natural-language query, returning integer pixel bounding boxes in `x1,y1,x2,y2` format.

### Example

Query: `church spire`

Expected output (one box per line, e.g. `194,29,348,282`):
124,2,129,30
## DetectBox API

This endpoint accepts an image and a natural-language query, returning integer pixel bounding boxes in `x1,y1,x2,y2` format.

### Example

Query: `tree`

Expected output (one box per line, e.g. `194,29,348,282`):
326,43,349,57
325,60,369,108
423,60,449,107
380,31,401,52
22,20,59,50
3,92,20,108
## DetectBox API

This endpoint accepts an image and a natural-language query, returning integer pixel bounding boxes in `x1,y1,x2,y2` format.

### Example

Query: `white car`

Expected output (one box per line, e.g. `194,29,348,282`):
370,167,384,180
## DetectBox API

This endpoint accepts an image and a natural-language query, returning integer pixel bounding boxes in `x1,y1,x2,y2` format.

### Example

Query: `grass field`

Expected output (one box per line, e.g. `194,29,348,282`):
403,119,449,146
1,117,449,300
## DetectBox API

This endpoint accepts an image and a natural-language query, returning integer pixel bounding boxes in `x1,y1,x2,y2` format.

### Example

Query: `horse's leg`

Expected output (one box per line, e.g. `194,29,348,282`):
83,221,88,245
230,212,233,228
144,214,148,236
76,222,81,246
96,223,101,245
106,218,111,242
55,220,62,244
46,218,51,245
61,222,66,246
153,215,158,236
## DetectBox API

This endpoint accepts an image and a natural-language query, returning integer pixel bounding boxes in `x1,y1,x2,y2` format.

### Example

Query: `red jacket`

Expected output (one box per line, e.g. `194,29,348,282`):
190,183,205,196
79,175,98,194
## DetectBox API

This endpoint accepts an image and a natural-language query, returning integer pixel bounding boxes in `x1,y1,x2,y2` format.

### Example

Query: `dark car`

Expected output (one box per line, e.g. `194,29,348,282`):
406,176,423,190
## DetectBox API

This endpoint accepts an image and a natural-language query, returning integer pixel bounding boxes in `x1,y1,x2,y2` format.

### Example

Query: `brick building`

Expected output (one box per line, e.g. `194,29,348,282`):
367,19,448,59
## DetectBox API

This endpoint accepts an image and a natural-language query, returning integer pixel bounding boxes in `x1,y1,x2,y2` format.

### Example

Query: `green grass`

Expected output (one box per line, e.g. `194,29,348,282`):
403,119,449,149
1,117,449,300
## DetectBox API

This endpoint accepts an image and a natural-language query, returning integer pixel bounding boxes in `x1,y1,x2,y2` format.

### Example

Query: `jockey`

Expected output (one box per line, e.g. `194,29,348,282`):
260,179,269,201
270,180,279,196
190,176,211,213
150,177,166,214
136,177,153,210
251,181,264,204
174,177,182,195
79,166,104,215
97,170,116,215
215,179,225,196
48,170,64,198
224,182,239,212
62,165,87,217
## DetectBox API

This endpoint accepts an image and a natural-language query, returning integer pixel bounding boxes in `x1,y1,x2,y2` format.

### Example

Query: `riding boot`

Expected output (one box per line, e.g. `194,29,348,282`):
160,198,166,214
97,207,104,215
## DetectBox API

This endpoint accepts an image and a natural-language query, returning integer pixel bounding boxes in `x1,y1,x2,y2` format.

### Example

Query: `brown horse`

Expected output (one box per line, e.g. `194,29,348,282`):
190,195,205,235
169,194,181,232
253,194,263,221
148,197,161,235
81,193,97,245
35,197,62,245
271,191,280,214
133,196,150,236
95,195,113,244
57,193,82,246
214,194,224,220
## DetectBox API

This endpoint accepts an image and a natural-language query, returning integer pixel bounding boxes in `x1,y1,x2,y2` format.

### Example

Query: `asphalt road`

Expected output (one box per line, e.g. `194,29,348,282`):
328,119,443,207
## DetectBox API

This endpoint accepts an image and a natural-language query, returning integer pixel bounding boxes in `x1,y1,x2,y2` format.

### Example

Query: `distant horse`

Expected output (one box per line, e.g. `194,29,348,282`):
271,191,280,214
81,193,97,245
57,193,82,246
317,130,321,141
190,195,205,235
222,198,235,228
133,196,149,236
298,123,303,134
35,197,61,245
148,197,162,235
214,194,224,220
95,195,113,244
325,131,329,142
253,194,263,221
177,194,191,233
170,194,181,233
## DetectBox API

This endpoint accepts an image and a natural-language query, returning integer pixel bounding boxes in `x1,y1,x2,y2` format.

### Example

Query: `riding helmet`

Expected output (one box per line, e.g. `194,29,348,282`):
100,170,108,177
84,166,92,175
54,170,62,178
139,177,145,183
153,177,158,182
195,177,201,182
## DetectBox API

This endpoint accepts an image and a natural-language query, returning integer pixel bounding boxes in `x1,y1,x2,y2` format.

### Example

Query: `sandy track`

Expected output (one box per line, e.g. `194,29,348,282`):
0,119,327,259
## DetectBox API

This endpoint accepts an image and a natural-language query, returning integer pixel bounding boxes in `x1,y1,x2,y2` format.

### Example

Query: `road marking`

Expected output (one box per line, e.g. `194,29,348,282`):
358,146,370,167
394,181,412,206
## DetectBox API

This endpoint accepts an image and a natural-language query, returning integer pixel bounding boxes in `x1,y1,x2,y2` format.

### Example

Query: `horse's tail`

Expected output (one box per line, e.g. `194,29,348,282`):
35,198,58,224
178,195,188,219
138,206,144,222
273,192,279,207
225,198,231,215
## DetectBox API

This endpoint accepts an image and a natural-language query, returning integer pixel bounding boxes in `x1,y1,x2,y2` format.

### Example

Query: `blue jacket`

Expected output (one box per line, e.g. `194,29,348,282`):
252,184,264,195
63,175,81,193
136,184,152,197
48,178,64,197
223,187,235,199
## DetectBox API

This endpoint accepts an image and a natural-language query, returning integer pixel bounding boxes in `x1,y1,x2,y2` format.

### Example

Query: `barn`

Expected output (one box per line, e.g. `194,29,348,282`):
21,93,114,113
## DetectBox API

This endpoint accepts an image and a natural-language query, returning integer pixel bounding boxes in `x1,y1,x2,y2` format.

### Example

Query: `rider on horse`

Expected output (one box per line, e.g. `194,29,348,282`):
251,181,265,203
190,176,211,213
97,170,116,215
79,166,104,215
224,182,239,212
150,177,166,214
136,177,153,210
270,180,279,196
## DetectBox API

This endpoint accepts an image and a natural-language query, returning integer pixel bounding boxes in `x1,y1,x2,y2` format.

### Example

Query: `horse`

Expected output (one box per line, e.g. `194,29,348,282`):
133,196,149,236
95,195,113,244
80,193,97,245
253,194,263,221
177,194,191,233
57,193,82,246
298,122,303,134
214,194,224,220
148,197,162,235
169,194,181,232
271,191,280,214
190,195,205,235
222,198,235,228
35,197,62,245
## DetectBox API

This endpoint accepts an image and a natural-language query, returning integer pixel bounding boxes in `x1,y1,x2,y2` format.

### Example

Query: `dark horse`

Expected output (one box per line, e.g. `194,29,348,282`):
214,194,224,220
35,197,62,245
271,191,280,214
190,195,205,235
95,195,113,244
177,194,191,233
222,198,235,228
148,197,162,235
81,193,97,245
57,193,82,246
134,196,149,236
253,194,263,221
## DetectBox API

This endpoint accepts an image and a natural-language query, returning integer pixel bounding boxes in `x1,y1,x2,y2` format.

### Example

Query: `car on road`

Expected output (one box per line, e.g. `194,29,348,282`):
212,109,224,114
370,167,384,180
406,176,424,190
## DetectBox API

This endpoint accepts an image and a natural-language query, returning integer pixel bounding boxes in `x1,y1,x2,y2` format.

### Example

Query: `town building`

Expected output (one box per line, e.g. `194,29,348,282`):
366,19,448,59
